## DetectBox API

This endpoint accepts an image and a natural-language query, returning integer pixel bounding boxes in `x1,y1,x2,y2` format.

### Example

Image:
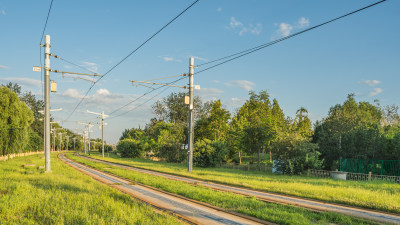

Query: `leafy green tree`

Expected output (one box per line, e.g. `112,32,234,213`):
195,100,230,142
0,86,34,155
313,94,383,169
152,92,208,124
230,90,275,165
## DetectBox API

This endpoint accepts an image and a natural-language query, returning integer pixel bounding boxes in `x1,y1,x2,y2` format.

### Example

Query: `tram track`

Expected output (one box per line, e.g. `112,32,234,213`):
58,153,272,225
74,153,400,224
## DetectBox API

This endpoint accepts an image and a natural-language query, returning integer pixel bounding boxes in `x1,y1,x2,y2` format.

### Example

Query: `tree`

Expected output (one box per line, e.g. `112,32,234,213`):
0,87,34,156
229,90,275,165
195,100,230,142
152,92,205,124
313,94,383,169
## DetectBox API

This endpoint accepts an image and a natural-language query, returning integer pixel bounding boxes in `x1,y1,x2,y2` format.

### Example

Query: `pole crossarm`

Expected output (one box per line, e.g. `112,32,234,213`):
130,80,188,89
51,70,103,77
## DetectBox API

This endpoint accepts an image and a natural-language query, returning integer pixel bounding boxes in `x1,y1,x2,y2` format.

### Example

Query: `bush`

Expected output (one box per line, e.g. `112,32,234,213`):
193,139,228,167
116,139,143,158
157,141,186,163
275,142,323,175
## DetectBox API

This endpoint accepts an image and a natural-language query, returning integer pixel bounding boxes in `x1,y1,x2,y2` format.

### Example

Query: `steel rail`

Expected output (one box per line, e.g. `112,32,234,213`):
59,153,272,225
76,153,400,224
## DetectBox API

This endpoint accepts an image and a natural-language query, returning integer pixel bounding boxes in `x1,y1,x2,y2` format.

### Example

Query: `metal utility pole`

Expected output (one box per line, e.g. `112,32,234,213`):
78,122,92,155
73,138,77,151
129,57,198,172
58,133,64,151
44,35,51,172
83,132,87,154
52,129,56,152
188,57,194,172
65,136,70,151
87,110,109,158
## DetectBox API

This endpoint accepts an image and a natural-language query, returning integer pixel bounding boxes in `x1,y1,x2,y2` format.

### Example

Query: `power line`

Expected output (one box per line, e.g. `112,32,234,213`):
108,76,185,118
62,0,199,122
96,0,386,120
108,78,183,120
52,54,99,74
196,0,387,73
39,0,55,102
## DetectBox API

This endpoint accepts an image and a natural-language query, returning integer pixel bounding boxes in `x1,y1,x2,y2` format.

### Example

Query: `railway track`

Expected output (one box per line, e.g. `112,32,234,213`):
59,153,272,225
75,153,400,224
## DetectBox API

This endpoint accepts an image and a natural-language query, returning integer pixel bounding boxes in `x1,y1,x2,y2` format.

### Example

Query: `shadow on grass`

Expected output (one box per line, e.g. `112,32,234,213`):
30,180,88,193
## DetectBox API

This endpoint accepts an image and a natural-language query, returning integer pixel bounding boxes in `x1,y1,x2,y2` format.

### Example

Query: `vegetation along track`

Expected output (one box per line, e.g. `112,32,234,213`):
76,153,400,224
59,154,272,225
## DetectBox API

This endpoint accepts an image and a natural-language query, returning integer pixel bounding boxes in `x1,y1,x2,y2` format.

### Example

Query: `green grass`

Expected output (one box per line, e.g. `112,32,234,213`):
86,152,400,214
0,153,183,224
69,153,380,225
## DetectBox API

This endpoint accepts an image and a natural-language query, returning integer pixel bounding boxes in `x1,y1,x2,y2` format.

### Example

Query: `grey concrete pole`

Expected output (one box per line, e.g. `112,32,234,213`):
66,136,69,151
102,111,105,158
44,35,51,172
88,125,91,155
59,133,62,151
188,57,194,172
53,131,56,152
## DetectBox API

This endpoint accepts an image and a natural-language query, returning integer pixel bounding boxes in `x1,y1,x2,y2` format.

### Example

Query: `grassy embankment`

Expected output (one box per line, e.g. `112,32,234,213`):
85,152,400,214
70,153,380,225
0,153,183,224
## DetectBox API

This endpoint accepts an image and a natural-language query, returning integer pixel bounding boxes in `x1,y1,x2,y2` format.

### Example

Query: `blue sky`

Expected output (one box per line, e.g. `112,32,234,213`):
0,0,399,144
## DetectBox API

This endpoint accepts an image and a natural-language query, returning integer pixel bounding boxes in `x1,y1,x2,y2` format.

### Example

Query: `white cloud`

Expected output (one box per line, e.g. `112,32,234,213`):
229,17,262,36
369,88,383,97
62,88,85,99
64,65,72,69
359,80,381,87
62,88,123,105
272,17,310,39
212,80,221,84
226,97,247,109
217,8,222,12
1,10,5,16
0,65,9,69
230,17,243,29
275,23,293,38
81,61,98,73
296,17,310,28
0,77,41,87
225,80,255,91
197,88,224,100
158,56,182,63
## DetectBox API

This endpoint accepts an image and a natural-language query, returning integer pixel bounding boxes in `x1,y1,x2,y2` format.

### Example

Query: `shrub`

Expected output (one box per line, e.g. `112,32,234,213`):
157,141,186,163
193,139,228,167
275,142,323,175
116,139,143,158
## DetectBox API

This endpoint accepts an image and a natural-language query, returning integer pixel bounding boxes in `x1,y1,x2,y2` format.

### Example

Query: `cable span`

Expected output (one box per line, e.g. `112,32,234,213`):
39,0,55,102
196,0,387,72
62,0,199,122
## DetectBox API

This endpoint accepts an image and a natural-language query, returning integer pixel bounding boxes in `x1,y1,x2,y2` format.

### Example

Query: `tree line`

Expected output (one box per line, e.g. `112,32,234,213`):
0,82,112,156
118,91,400,174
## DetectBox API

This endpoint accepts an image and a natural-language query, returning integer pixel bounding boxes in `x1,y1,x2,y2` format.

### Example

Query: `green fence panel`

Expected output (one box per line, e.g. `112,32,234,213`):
340,158,400,176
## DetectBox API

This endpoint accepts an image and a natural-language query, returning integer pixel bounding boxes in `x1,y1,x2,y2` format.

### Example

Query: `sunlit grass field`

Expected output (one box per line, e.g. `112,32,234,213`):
0,153,183,224
70,153,379,225
86,152,400,214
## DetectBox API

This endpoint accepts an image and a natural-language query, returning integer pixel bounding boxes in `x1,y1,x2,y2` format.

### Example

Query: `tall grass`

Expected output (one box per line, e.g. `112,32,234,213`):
70,153,379,225
86,152,400,214
0,153,183,224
